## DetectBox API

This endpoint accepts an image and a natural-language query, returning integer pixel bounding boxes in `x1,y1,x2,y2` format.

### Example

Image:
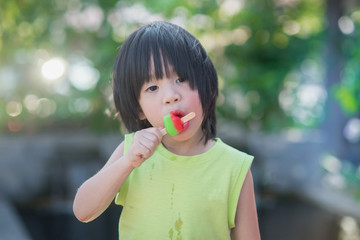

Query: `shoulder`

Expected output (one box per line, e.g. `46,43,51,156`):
215,138,254,165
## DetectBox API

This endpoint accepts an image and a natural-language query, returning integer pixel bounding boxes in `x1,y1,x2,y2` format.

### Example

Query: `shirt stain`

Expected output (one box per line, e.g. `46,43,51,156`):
169,214,183,240
150,163,155,180
169,228,174,239
170,184,175,209
175,215,183,239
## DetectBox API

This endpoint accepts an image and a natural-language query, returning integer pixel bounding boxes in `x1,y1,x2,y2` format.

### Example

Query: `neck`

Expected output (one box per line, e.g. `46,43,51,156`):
162,133,215,156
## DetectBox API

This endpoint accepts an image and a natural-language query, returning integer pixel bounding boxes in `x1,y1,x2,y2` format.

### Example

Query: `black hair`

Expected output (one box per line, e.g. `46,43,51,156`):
112,21,218,143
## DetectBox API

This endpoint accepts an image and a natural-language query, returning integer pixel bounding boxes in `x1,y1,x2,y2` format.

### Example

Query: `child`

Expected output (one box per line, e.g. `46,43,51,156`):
73,21,260,239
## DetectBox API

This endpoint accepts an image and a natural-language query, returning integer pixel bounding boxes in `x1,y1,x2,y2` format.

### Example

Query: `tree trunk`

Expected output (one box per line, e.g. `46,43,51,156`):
323,0,348,159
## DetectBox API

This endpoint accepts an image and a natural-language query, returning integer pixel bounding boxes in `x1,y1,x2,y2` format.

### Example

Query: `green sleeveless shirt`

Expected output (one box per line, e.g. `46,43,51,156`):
115,133,253,239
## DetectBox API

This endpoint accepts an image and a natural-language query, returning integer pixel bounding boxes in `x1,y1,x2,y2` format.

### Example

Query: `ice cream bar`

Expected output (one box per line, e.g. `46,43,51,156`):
161,112,195,136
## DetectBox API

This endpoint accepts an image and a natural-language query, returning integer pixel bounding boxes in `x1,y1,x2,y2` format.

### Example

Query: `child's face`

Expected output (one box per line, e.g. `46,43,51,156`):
138,67,204,141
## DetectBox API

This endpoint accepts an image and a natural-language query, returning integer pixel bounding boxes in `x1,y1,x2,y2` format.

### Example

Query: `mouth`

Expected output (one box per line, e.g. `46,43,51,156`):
170,110,185,118
169,110,190,133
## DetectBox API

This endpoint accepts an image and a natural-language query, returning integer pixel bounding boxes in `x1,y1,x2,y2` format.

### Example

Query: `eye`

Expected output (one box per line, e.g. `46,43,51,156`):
146,85,158,92
175,78,186,83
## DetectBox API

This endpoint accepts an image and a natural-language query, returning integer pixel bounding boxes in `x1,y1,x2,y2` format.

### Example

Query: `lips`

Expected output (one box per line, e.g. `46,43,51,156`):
170,110,185,118
169,110,190,133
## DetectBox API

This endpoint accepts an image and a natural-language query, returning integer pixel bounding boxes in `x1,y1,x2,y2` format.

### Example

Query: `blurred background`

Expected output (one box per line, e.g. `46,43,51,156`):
0,0,359,239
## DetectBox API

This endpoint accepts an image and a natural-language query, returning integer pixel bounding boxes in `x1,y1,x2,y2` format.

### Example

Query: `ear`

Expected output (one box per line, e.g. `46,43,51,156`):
138,111,146,120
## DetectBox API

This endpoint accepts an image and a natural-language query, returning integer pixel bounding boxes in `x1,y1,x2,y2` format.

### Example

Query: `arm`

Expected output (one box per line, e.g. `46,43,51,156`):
231,170,261,240
73,127,162,223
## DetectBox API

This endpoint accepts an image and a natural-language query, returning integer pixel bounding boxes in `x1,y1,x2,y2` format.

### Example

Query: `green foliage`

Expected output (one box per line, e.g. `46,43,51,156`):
334,7,360,117
335,85,359,115
0,0,357,134
214,0,325,130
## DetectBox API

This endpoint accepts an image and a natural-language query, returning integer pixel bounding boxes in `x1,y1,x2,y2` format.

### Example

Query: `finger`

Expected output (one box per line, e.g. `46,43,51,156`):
136,141,153,159
141,135,160,150
141,129,162,146
153,127,164,141
130,128,161,161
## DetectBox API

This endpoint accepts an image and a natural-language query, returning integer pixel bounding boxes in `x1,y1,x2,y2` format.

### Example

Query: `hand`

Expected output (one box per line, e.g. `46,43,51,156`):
124,127,162,168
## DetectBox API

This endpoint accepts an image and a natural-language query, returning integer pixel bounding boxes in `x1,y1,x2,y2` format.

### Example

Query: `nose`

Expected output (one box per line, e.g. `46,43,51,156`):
162,86,181,105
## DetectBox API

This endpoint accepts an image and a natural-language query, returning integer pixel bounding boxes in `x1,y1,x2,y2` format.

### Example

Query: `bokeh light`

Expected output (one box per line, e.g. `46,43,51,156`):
338,16,355,35
69,97,93,114
36,98,57,118
68,59,99,91
6,101,23,117
41,58,66,80
23,94,39,114
7,119,23,132
65,5,104,32
344,118,360,143
0,66,17,96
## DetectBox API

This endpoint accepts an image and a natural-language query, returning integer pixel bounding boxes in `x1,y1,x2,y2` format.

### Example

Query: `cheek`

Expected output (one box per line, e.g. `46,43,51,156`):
188,91,203,113
141,104,163,126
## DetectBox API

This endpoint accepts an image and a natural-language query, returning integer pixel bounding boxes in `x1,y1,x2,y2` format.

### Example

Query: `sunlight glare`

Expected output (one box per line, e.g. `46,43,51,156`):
41,58,66,80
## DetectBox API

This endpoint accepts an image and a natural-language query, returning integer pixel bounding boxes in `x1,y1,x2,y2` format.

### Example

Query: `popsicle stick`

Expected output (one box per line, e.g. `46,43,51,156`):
181,112,195,122
160,128,168,136
161,112,196,136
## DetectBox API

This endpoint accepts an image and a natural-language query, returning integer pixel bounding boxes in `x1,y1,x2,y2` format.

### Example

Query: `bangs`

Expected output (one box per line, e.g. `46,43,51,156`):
129,22,203,98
